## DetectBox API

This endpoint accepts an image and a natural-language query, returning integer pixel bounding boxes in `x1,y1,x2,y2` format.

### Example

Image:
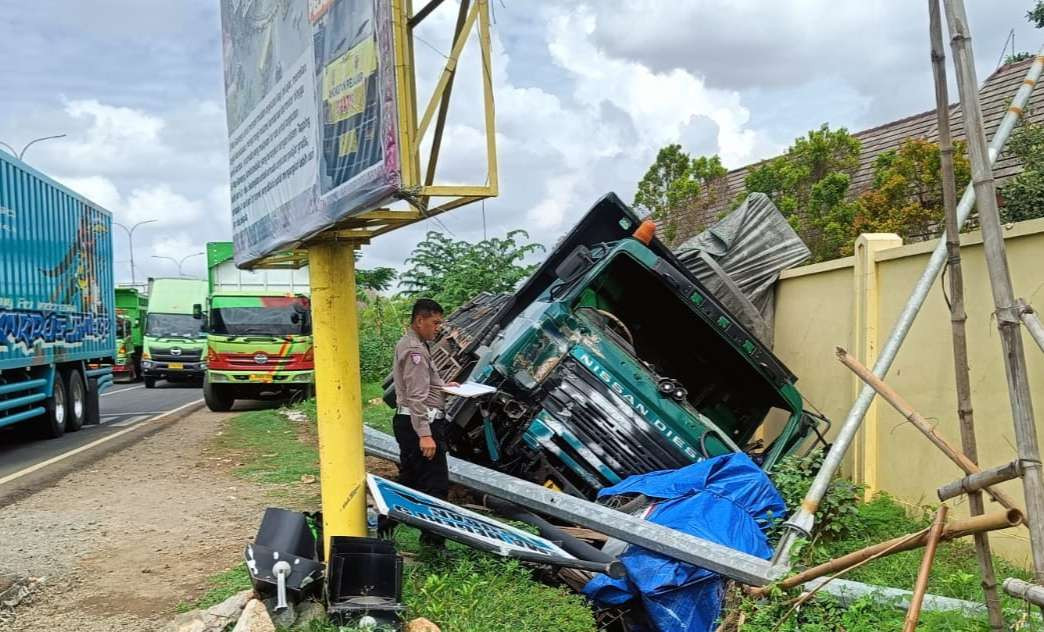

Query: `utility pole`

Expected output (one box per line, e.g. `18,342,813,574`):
929,1,1004,627
944,0,1044,586
152,252,204,277
115,219,157,286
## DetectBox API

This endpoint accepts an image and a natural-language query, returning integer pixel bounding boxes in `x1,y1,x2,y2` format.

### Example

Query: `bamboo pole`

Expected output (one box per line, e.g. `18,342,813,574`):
1003,578,1044,607
939,460,1023,502
943,0,1044,586
1017,299,1044,354
752,509,1022,595
928,2,1006,627
836,347,1022,514
904,505,949,632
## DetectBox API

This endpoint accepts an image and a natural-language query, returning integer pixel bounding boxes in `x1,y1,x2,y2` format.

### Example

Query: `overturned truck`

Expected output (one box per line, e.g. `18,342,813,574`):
386,193,825,499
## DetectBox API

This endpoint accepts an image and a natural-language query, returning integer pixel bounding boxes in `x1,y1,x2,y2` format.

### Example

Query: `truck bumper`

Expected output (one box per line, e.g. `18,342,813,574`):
142,360,206,378
208,370,314,386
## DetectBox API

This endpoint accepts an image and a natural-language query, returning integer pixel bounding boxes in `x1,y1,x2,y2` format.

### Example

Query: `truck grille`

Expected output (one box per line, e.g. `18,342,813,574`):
150,346,202,362
538,357,693,487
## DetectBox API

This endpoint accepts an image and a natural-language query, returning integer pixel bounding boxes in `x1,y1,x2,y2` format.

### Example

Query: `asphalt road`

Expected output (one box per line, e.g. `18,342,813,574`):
0,379,205,483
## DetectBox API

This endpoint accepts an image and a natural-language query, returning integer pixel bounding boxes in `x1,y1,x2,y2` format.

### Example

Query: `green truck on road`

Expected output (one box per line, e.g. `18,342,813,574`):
114,287,148,381
142,277,208,388
198,243,313,411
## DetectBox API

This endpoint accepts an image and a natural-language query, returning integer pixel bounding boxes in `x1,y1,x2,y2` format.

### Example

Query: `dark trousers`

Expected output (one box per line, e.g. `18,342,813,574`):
391,414,450,545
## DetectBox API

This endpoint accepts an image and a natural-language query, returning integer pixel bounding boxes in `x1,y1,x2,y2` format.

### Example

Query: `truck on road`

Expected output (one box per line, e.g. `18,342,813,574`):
198,242,313,411
114,287,147,381
142,278,208,388
0,152,116,437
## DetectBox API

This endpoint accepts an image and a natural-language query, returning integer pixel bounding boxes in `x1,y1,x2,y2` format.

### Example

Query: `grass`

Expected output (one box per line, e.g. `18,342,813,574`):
200,381,596,632
177,563,252,613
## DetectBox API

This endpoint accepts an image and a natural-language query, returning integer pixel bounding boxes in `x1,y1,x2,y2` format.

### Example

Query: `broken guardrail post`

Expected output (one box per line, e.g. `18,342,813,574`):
1003,578,1044,607
363,426,786,586
938,460,1023,502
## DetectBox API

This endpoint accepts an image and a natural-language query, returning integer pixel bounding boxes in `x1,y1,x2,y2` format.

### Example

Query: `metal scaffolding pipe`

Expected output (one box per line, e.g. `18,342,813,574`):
938,460,1022,502
773,47,1044,566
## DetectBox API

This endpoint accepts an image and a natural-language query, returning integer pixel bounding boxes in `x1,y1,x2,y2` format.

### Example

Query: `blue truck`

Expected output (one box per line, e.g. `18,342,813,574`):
0,152,116,438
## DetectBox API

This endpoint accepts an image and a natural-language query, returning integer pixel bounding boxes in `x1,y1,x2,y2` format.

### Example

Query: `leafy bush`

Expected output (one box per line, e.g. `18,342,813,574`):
358,295,410,383
769,448,862,541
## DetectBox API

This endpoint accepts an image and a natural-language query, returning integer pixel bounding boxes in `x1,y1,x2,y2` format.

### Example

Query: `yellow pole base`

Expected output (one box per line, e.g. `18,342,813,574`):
309,241,367,552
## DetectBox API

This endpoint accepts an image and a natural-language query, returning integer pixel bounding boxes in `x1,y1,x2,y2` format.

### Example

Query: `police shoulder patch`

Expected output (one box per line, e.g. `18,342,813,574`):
410,352,423,365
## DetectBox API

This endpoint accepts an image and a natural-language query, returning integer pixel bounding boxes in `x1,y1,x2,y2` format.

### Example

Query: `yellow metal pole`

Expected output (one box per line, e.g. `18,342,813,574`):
309,241,367,551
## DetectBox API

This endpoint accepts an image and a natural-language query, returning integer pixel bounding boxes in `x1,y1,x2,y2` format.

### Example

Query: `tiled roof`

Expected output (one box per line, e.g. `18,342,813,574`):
673,58,1044,244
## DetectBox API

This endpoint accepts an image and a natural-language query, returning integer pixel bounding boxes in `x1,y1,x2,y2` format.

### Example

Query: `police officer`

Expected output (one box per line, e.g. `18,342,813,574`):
390,298,457,547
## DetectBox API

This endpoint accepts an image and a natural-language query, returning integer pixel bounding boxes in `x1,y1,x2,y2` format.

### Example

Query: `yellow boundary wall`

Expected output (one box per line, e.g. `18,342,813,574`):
773,217,1044,566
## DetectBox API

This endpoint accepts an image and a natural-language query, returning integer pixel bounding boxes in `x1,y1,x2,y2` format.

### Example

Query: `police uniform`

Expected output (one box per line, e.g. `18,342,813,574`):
392,327,450,505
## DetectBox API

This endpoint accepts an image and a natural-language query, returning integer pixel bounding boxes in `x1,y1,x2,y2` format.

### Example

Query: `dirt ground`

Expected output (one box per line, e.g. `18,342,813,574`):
0,408,278,632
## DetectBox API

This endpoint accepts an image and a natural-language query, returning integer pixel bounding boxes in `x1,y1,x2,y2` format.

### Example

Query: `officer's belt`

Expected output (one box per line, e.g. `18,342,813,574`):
397,406,446,420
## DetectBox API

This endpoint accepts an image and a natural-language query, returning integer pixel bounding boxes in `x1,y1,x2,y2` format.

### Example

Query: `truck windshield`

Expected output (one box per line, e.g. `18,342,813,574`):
210,305,310,336
146,313,205,338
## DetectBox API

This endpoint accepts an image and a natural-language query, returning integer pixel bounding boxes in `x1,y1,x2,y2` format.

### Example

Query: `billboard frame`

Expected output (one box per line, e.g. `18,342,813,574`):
251,0,497,269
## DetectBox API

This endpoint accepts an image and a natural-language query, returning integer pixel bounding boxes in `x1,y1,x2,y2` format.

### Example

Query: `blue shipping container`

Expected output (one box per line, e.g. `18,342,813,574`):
0,151,115,435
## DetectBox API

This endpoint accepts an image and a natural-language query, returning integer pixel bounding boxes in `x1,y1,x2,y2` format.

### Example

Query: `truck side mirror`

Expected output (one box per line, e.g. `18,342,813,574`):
192,304,203,320
290,313,301,324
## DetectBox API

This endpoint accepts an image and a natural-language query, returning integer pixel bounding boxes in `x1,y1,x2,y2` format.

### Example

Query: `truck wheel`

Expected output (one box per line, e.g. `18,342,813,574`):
40,373,69,439
144,376,157,389
204,377,234,412
63,369,87,432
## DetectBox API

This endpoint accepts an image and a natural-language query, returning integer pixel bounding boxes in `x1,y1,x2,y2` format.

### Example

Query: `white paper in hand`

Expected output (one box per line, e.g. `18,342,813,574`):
441,382,497,398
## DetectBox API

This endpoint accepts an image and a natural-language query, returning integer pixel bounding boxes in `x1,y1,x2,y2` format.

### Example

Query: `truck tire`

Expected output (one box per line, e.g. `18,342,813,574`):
40,372,69,439
63,368,87,432
144,376,157,389
204,377,234,412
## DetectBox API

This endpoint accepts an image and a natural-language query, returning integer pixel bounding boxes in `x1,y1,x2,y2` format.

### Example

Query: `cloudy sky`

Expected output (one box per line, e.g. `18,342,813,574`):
2,1,1040,284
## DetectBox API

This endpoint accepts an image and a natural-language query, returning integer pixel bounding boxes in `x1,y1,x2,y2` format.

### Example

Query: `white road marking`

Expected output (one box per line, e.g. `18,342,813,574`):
109,415,151,428
100,385,145,397
0,399,204,488
101,412,172,417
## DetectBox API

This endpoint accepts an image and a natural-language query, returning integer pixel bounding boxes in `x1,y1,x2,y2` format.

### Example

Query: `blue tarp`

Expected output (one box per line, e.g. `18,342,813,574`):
582,453,785,632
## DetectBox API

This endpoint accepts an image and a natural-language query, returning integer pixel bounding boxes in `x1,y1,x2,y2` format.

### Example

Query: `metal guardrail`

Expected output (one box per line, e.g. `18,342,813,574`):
363,426,786,586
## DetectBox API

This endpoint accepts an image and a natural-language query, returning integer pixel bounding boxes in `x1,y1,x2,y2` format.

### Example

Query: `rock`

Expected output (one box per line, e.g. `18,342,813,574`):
406,617,441,632
159,589,252,632
292,600,326,629
232,599,276,632
299,474,317,484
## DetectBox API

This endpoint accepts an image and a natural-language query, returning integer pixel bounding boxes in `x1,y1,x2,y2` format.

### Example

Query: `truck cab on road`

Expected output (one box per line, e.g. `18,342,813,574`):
142,278,208,388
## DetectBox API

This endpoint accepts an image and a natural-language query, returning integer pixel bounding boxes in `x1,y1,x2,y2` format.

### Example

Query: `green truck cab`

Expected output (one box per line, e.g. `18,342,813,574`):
112,311,137,381
197,293,314,411
401,194,825,499
142,278,209,388
198,242,313,411
114,287,148,380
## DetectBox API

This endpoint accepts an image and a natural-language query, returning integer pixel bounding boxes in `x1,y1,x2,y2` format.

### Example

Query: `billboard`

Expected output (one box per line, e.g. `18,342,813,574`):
219,0,401,265
367,475,576,562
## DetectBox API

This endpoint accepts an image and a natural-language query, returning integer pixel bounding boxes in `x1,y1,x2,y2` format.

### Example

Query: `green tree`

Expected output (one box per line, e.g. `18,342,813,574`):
1000,117,1044,223
356,266,397,293
634,145,726,242
400,230,544,312
854,138,971,241
1029,1,1044,28
743,124,862,261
